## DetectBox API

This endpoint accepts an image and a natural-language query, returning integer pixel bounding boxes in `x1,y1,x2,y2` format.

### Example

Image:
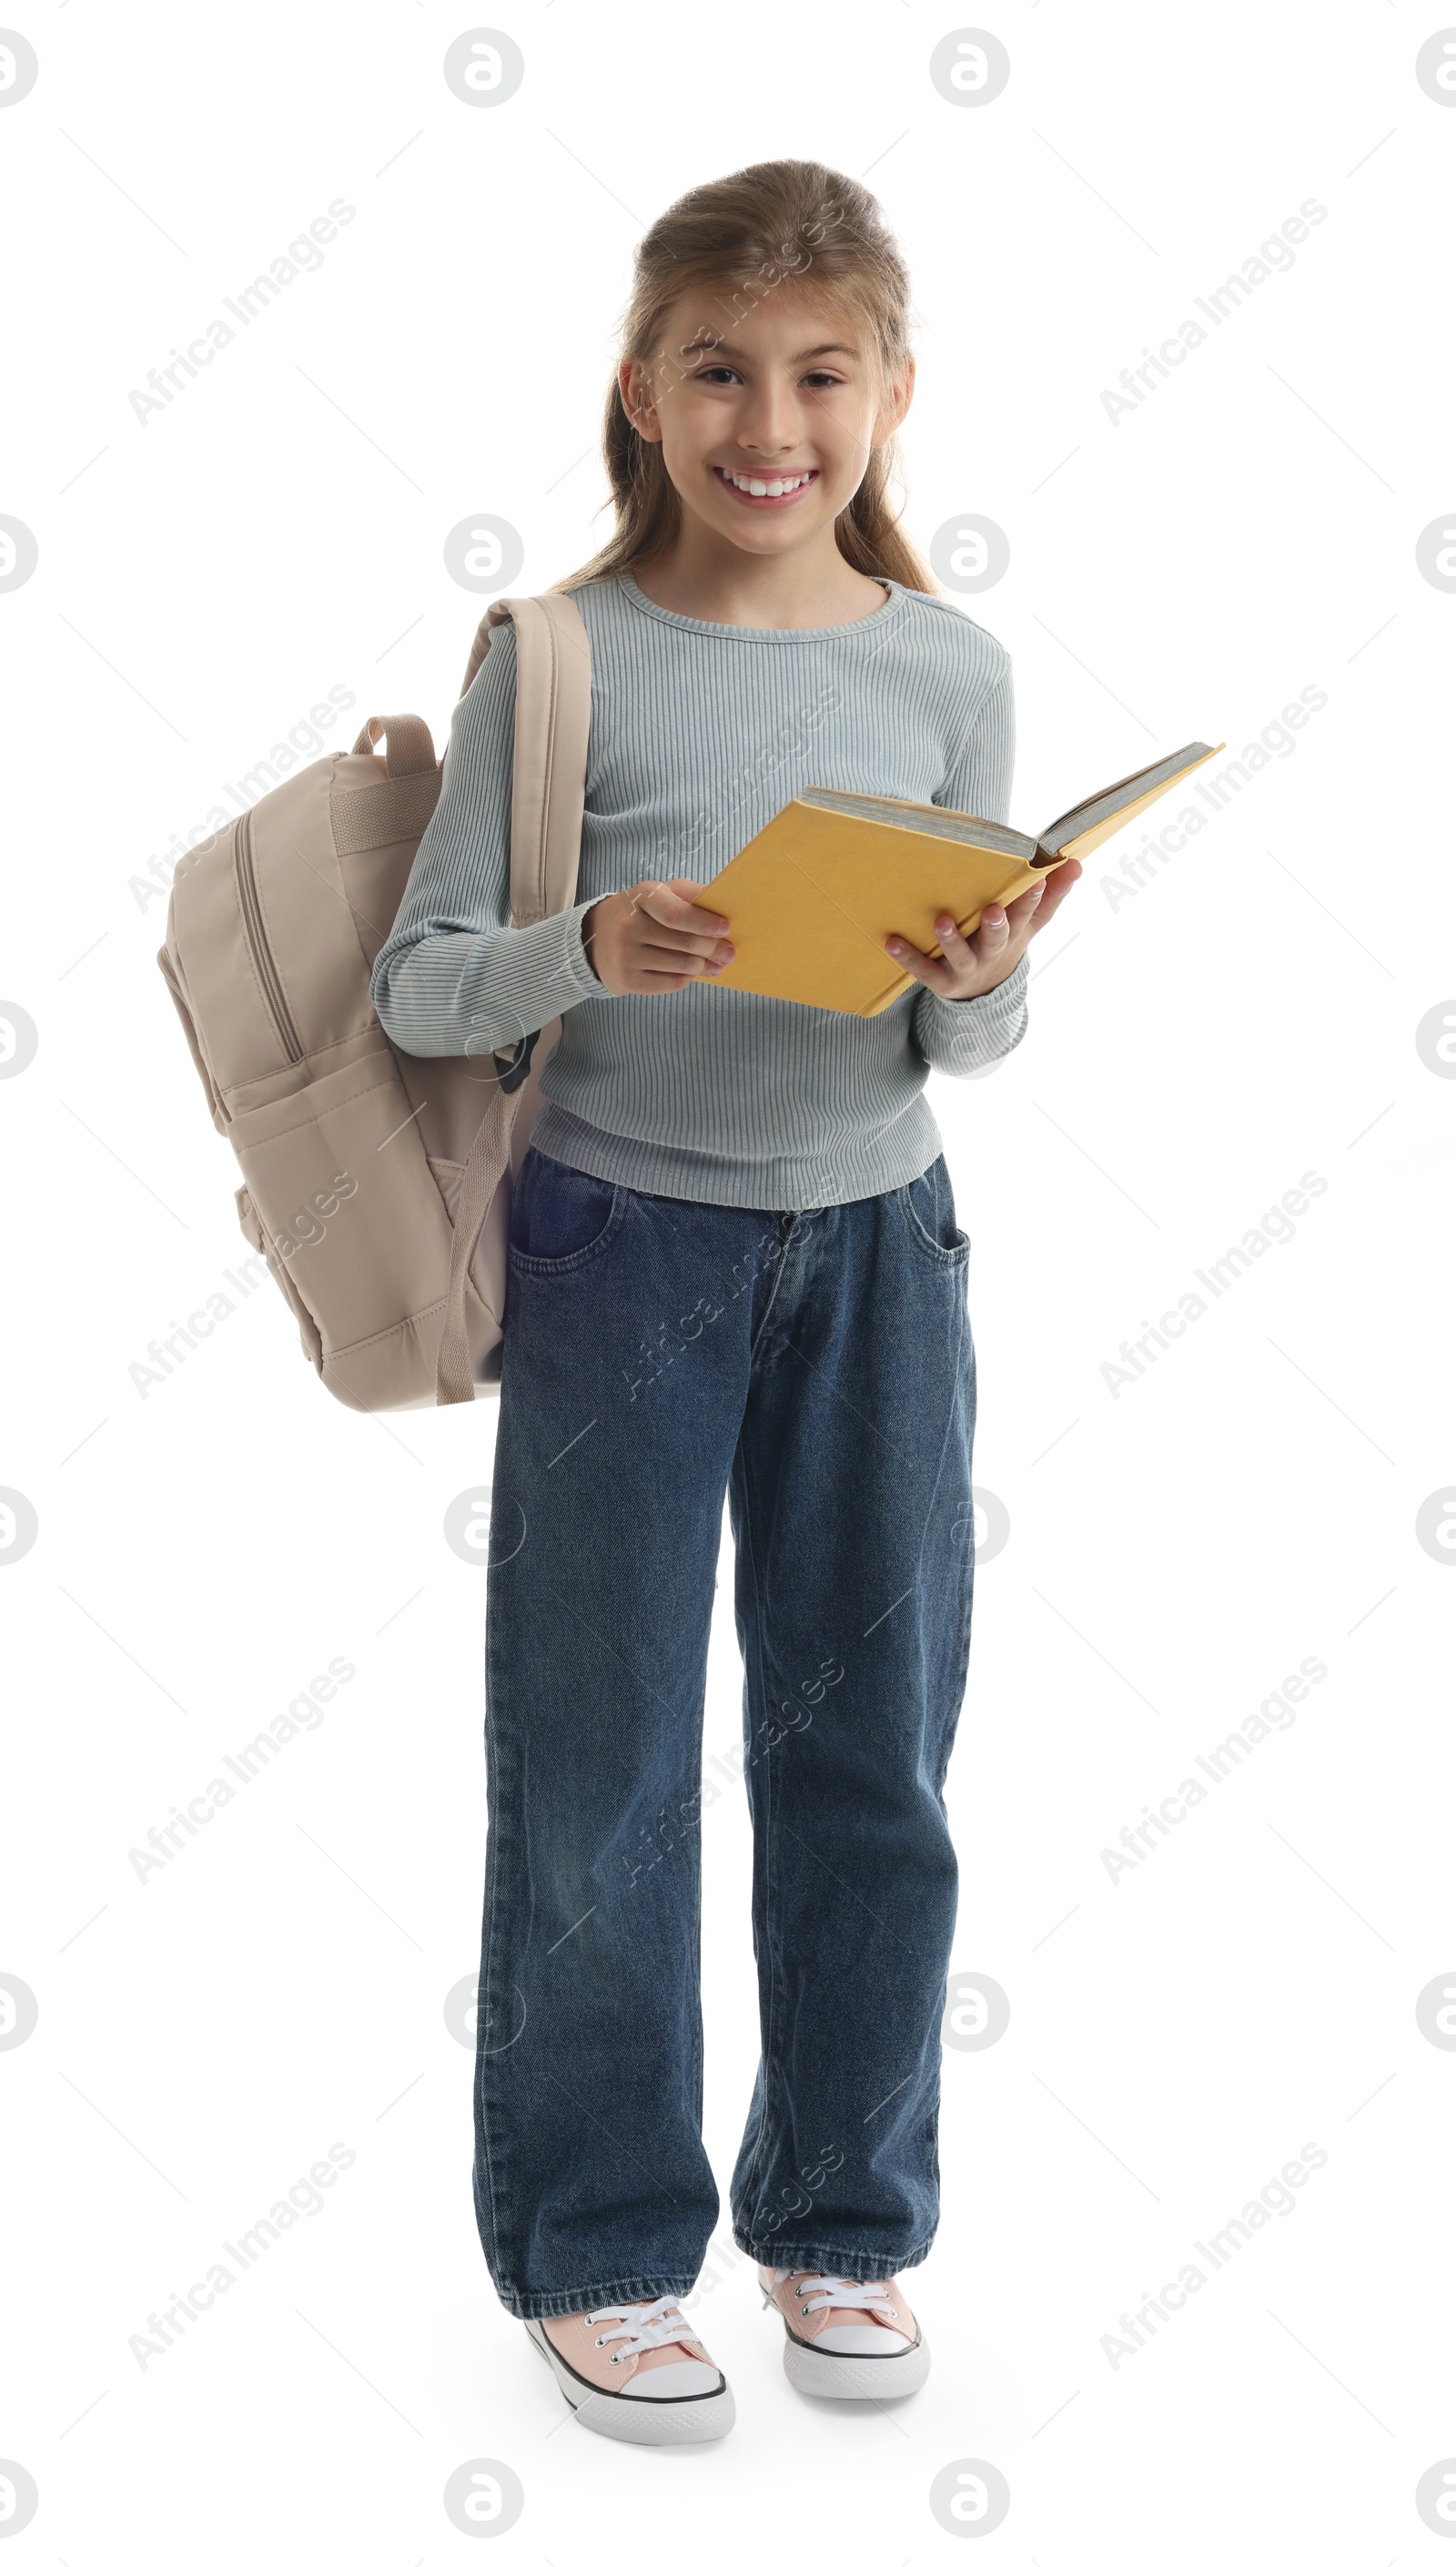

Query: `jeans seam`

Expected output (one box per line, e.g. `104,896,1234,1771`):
730,2229,938,2281
915,1265,973,1609
478,1631,508,2288
943,1284,976,1791
737,1207,794,2237
897,1197,971,1266
507,1190,624,1276
898,1160,971,1267
506,2270,705,2322
746,1220,794,1364
731,1434,780,2236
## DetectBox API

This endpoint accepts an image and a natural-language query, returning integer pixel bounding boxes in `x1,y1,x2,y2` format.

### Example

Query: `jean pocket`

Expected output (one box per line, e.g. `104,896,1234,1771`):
898,1159,971,1265
509,1148,623,1273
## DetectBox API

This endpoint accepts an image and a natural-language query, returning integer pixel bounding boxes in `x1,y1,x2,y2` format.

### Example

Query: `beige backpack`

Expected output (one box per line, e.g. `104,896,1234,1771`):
157,593,592,1411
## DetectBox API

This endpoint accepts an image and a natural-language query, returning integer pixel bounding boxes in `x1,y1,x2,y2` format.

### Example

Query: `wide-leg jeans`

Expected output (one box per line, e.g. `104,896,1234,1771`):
472,1141,978,2319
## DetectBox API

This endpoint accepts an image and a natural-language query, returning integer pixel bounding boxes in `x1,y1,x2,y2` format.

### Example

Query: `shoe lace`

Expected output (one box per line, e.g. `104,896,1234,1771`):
586,2294,702,2361
779,2272,895,2319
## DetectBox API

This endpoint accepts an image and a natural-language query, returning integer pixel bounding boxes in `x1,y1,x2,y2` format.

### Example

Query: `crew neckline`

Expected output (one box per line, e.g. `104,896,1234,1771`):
615,568,905,643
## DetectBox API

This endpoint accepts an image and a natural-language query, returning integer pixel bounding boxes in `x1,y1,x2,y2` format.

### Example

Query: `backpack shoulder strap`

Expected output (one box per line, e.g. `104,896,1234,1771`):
433,591,592,1407
460,591,591,926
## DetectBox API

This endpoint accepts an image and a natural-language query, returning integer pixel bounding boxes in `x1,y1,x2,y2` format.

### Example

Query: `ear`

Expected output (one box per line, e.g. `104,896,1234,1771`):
619,355,664,445
871,352,915,450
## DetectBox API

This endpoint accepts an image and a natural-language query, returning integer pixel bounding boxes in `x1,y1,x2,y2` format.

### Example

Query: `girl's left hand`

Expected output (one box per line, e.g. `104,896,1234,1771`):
886,860,1081,1001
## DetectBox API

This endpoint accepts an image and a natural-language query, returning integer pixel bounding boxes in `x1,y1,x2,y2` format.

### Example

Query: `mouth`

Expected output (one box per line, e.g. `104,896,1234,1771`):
712,464,820,509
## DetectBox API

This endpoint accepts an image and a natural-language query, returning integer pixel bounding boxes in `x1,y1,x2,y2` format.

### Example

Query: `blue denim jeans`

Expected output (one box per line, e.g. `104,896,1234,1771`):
472,1141,977,2319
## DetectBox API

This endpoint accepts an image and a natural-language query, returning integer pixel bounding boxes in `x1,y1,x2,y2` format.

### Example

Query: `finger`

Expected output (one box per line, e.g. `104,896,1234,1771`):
969,901,1011,950
646,879,733,937
634,901,733,968
629,888,733,958
1045,857,1082,906
636,920,736,969
1025,860,1079,919
884,932,955,994
1001,879,1048,926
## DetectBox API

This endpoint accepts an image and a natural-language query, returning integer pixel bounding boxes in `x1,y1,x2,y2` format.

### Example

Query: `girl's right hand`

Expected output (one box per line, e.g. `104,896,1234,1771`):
582,878,734,996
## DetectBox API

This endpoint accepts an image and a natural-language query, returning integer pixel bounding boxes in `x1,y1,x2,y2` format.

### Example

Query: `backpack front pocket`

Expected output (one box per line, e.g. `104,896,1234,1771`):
229,1045,459,1381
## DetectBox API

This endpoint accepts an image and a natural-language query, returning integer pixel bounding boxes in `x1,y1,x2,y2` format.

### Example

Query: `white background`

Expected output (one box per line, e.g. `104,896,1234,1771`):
3,0,1453,2557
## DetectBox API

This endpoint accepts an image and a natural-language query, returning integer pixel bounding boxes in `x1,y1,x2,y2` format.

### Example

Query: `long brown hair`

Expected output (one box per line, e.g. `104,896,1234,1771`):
548,158,935,597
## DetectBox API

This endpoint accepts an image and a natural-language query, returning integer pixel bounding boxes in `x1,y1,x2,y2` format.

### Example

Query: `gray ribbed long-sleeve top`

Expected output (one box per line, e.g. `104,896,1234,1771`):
369,569,1030,1210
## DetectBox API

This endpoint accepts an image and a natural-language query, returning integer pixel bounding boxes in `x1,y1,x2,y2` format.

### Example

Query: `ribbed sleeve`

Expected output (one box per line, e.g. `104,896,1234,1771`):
369,573,1030,1211
370,619,602,1059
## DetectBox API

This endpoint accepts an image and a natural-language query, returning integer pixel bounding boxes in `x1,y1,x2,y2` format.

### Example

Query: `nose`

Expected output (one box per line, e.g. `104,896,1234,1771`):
734,372,803,457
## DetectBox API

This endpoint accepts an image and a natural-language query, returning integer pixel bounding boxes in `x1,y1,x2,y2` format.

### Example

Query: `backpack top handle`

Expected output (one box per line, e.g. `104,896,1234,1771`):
349,712,438,778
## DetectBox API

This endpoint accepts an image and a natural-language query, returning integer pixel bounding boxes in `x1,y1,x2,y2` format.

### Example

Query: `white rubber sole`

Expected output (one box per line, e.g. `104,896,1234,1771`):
524,2319,736,2444
760,2285,932,2400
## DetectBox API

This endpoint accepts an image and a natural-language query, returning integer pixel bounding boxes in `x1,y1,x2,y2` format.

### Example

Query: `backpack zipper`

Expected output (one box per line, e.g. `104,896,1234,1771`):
234,807,303,1062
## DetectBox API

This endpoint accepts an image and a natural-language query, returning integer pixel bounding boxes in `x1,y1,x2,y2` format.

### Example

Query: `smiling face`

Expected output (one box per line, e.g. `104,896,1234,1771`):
620,284,913,563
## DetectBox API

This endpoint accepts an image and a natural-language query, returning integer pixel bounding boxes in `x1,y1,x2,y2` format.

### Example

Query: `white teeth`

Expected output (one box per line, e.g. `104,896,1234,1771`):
722,469,811,496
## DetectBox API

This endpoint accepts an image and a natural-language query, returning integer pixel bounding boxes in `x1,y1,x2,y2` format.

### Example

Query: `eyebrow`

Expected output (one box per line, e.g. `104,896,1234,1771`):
679,339,860,364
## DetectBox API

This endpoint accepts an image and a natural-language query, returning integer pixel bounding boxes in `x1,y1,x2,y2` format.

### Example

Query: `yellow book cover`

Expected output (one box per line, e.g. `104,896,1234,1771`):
692,740,1224,1016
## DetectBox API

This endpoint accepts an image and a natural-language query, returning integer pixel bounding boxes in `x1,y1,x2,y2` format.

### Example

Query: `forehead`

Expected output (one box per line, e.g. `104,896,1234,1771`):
657,280,868,366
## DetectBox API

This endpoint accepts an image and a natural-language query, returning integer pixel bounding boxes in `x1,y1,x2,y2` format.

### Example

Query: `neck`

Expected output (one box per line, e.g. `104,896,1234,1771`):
632,523,889,630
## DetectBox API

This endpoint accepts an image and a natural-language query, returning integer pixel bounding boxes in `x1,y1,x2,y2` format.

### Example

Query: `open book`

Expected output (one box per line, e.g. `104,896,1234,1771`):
692,740,1223,1016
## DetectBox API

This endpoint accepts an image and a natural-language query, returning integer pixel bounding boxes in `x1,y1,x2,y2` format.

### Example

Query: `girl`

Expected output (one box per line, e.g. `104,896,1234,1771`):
371,157,1078,2445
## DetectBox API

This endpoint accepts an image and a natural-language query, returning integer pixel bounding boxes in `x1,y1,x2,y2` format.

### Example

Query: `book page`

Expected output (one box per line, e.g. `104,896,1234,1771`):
1036,743,1219,855
795,788,1039,862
